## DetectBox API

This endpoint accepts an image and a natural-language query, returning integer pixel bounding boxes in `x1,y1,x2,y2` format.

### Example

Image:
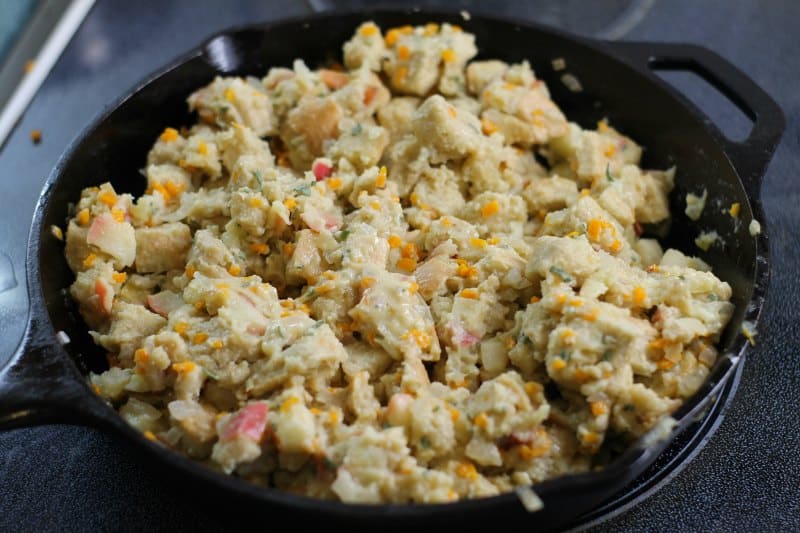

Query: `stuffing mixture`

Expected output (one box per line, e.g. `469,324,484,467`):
63,21,734,503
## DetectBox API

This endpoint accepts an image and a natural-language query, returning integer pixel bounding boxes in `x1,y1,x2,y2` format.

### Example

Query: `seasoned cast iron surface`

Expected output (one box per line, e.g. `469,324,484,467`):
0,1,797,530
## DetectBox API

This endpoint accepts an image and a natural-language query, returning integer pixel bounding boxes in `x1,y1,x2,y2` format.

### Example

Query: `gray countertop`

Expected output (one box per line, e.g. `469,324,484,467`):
1,1,798,530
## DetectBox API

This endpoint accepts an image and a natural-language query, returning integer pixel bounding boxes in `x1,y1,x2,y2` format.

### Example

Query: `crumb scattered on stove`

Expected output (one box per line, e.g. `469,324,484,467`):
31,129,42,144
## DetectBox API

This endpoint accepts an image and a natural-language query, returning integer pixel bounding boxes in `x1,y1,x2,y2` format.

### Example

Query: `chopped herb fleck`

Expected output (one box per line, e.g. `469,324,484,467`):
335,229,350,242
293,183,311,196
201,366,219,380
558,350,571,361
606,163,616,182
351,123,363,136
251,170,263,189
420,436,431,448
601,350,613,362
623,404,636,412
549,265,573,283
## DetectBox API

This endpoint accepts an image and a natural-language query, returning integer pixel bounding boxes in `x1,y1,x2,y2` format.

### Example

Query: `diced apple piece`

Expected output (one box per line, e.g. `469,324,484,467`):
95,277,114,314
146,291,184,318
319,69,350,90
222,402,269,442
86,213,136,268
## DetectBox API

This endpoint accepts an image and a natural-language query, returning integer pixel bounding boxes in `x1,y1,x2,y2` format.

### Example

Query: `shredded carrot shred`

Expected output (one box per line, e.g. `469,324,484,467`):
397,257,416,272
423,23,439,36
249,242,268,254
632,286,647,307
98,190,117,207
441,48,457,63
160,127,179,142
172,361,196,374
590,401,608,416
480,200,500,218
280,396,300,413
460,288,480,300
393,66,408,85
77,208,90,226
359,23,379,37
376,166,387,188
455,461,478,480
384,29,400,46
481,118,498,135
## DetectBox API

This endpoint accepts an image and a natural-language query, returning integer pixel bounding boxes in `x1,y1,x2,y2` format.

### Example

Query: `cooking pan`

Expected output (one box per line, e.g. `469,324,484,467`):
0,8,784,529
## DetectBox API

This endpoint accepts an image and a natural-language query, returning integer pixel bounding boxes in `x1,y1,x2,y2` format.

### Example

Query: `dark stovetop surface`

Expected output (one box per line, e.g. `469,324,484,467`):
1,1,799,531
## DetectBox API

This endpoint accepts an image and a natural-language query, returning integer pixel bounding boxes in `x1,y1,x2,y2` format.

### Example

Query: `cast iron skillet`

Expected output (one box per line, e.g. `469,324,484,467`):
0,8,784,530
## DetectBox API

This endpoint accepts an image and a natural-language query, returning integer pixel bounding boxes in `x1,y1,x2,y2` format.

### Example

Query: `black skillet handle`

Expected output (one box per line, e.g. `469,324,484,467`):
603,41,785,198
0,298,110,430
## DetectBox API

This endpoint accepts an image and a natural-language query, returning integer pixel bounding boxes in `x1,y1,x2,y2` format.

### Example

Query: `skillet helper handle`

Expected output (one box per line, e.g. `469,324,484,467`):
0,304,105,430
604,41,785,198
